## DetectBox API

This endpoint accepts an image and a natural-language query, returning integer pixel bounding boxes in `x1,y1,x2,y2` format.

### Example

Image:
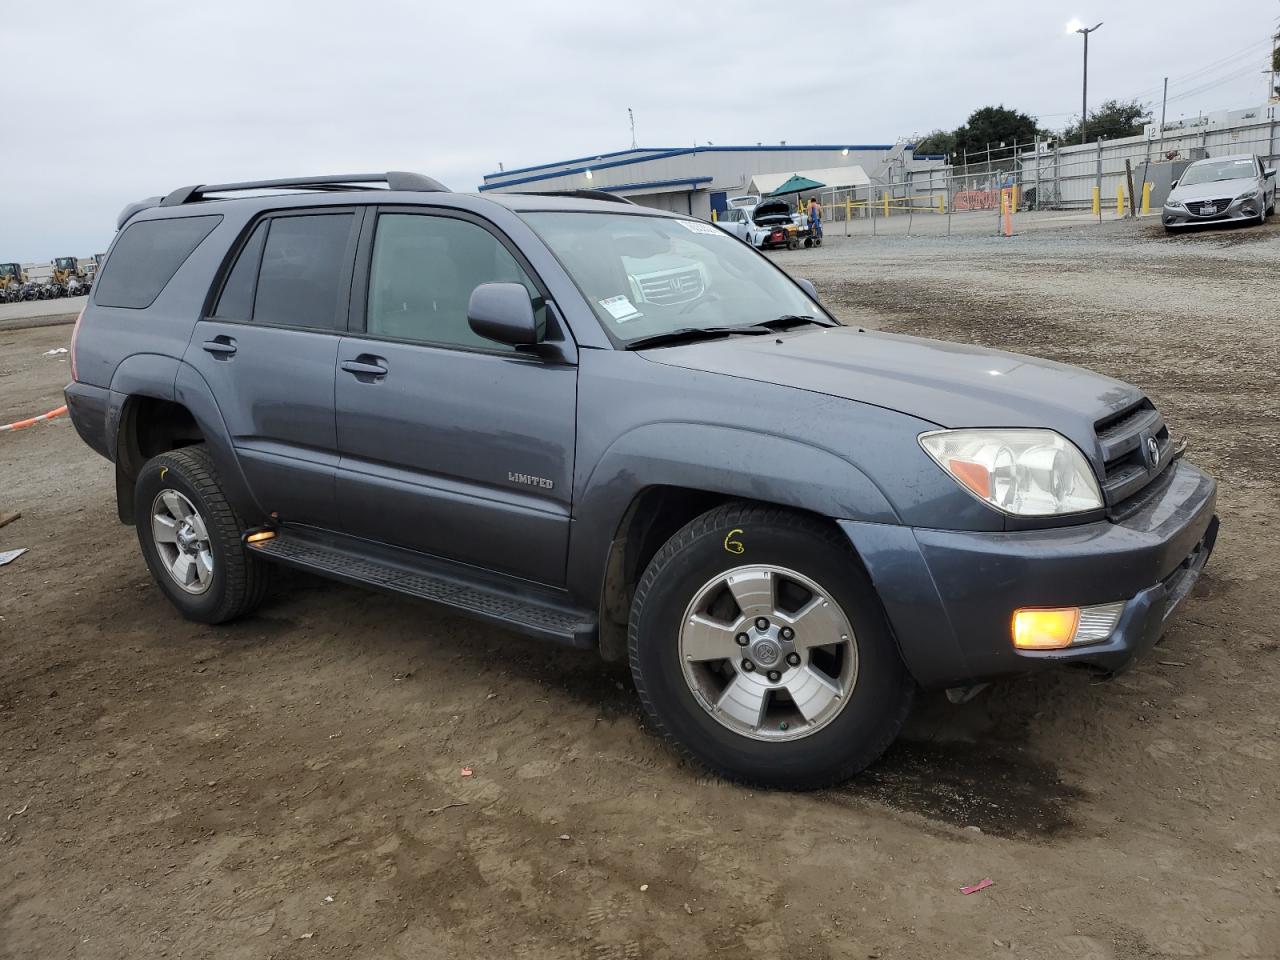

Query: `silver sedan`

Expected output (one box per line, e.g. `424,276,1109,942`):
1163,153,1276,232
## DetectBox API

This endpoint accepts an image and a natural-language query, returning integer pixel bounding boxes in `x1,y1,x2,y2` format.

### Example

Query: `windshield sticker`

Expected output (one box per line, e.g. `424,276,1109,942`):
676,220,722,235
599,295,643,323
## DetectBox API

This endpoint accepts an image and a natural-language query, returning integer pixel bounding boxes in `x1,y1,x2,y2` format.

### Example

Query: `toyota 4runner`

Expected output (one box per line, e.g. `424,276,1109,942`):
64,172,1219,788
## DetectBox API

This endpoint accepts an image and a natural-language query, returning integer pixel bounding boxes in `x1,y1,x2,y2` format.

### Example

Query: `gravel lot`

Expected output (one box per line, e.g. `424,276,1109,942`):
2,215,1278,959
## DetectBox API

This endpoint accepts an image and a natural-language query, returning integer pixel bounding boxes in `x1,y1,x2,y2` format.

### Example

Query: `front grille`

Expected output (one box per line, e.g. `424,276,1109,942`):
1095,399,1174,513
1185,198,1231,216
634,267,705,306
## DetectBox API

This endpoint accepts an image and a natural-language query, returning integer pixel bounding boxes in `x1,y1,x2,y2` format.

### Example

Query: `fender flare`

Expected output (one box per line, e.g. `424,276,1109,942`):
567,421,900,602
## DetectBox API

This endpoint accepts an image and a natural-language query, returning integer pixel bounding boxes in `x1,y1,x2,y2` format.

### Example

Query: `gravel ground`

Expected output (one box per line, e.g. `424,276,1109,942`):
2,215,1279,959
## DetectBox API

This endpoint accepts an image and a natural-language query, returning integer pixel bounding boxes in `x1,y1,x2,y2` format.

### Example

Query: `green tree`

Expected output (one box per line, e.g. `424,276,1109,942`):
952,105,1044,159
1060,98,1151,143
913,129,956,157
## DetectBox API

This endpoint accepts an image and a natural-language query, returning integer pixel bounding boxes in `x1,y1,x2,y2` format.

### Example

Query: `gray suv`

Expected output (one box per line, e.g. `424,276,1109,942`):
65,172,1219,788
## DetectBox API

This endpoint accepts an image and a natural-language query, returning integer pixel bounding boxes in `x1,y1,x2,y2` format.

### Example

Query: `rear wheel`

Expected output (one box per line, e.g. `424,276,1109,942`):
134,445,267,624
629,503,914,789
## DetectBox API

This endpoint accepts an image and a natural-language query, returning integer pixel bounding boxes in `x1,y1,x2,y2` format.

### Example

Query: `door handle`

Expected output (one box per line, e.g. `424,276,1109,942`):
202,336,237,358
341,357,388,378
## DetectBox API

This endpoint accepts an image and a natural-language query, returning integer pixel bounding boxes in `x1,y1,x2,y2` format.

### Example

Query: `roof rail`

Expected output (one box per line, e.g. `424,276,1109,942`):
159,171,450,207
516,189,637,205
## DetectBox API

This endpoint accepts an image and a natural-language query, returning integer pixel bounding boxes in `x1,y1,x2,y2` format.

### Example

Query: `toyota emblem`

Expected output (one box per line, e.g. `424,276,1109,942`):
1146,436,1160,467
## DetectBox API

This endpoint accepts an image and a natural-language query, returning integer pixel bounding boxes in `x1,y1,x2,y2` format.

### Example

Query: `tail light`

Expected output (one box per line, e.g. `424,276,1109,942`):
69,307,85,381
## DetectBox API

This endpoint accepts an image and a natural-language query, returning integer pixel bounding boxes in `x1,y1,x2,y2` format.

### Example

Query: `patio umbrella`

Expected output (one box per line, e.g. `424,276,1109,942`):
768,174,826,197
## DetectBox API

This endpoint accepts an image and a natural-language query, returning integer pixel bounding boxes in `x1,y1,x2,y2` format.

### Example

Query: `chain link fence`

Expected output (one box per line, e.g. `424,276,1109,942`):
795,110,1279,236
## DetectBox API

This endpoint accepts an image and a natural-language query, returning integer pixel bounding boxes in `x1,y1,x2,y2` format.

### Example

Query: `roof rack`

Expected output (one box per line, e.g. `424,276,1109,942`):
159,172,450,207
516,189,636,205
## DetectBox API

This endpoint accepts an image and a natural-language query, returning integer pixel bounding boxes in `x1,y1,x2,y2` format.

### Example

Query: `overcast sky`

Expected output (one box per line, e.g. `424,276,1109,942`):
1,0,1274,260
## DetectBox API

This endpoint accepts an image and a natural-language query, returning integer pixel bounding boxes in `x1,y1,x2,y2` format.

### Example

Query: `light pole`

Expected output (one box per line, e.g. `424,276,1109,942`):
1070,20,1103,144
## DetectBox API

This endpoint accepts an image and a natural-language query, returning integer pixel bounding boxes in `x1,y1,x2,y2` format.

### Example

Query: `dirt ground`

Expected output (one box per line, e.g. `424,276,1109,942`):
2,215,1279,959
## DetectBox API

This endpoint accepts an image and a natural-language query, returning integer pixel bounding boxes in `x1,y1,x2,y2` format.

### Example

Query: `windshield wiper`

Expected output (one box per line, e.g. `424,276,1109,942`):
758,314,836,330
624,325,773,350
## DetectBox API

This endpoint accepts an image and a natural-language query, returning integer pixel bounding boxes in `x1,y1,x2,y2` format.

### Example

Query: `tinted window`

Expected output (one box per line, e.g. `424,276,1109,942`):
253,214,354,329
212,221,267,320
94,215,221,309
367,214,544,350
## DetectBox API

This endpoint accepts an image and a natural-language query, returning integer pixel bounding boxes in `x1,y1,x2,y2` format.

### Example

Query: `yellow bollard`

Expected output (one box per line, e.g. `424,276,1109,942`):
845,197,852,222
937,194,945,214
1091,187,1101,216
1012,184,1018,210
1141,182,1151,215
1116,186,1124,216
883,193,890,217
711,209,717,222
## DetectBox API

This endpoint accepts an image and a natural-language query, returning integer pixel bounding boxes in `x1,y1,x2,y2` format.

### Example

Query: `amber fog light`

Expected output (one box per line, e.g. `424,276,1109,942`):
1013,608,1080,649
1013,602,1125,650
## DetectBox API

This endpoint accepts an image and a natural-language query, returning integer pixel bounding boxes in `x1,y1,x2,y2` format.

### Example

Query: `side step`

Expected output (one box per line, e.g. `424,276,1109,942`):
246,528,597,649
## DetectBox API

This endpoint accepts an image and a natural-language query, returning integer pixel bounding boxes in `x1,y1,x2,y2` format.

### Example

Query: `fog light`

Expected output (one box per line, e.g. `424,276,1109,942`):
245,529,276,544
1013,608,1079,649
1013,602,1125,650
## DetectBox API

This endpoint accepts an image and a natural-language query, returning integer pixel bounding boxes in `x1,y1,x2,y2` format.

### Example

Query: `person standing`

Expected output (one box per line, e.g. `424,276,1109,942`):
806,196,823,240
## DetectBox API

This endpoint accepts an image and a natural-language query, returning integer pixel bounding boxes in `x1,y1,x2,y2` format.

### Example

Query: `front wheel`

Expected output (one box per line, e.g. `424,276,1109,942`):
135,445,268,624
628,503,915,789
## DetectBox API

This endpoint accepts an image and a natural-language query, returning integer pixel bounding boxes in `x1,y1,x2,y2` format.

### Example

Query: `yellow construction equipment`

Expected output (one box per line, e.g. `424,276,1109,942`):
52,256,86,285
0,262,26,301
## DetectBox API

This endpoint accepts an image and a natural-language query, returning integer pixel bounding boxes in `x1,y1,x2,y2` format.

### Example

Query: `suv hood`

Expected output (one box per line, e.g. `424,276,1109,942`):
647,326,1143,458
1169,176,1255,203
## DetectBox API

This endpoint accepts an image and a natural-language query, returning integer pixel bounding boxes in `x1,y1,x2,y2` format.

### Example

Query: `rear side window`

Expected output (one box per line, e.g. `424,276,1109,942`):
212,221,267,319
94,215,221,309
253,214,354,329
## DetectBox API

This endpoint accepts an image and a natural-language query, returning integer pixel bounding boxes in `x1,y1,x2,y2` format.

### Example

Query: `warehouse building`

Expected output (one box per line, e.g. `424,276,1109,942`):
479,143,944,218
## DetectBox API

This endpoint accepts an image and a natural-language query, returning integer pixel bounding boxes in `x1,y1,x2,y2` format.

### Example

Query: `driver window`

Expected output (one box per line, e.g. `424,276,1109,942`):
367,214,545,349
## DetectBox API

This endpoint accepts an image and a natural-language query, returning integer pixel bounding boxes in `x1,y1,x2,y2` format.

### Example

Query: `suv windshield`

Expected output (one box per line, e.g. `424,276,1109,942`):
523,212,828,343
1180,157,1257,186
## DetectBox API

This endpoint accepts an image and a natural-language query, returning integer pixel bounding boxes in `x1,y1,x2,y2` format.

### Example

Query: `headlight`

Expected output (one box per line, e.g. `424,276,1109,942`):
919,428,1103,516
1238,189,1259,201
1164,199,1184,209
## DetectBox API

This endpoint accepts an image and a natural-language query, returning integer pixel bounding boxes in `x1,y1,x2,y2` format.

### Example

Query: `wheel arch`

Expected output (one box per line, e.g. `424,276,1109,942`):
594,485,880,663
111,362,262,525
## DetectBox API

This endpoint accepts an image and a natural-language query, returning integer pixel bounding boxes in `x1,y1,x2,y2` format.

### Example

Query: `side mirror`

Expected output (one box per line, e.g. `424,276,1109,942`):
1170,179,1179,189
1265,168,1276,179
795,278,820,301
468,282,537,347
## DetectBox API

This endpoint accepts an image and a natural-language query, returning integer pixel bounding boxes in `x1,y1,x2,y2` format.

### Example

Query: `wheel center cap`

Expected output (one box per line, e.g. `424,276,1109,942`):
176,522,196,551
751,638,781,667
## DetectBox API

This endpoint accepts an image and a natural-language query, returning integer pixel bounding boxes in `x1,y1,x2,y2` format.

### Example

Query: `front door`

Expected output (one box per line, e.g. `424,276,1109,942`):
334,209,577,586
185,209,360,525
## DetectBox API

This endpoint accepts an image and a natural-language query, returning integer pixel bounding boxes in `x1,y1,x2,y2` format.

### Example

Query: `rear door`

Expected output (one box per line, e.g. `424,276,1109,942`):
333,207,577,586
185,208,361,525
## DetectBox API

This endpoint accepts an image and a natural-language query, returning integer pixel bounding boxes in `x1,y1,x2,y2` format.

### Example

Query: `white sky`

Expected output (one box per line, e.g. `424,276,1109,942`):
1,0,1275,260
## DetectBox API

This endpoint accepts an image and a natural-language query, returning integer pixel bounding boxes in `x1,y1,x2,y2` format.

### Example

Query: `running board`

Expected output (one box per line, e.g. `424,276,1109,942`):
245,528,596,649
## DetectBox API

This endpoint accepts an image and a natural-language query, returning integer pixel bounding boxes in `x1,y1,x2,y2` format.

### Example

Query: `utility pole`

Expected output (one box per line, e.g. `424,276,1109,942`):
1076,22,1103,145
628,108,636,149
1158,76,1168,158
1270,26,1279,103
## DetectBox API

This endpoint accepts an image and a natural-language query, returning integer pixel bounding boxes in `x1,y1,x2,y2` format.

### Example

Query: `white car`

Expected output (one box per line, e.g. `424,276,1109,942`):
715,197,801,249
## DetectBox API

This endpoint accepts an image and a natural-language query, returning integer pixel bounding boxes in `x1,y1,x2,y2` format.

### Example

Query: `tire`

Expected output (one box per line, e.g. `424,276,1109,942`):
628,502,915,789
134,445,267,624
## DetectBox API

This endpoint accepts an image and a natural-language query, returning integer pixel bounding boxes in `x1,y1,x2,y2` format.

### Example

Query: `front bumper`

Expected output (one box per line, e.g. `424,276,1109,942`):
1163,196,1261,227
840,459,1218,689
